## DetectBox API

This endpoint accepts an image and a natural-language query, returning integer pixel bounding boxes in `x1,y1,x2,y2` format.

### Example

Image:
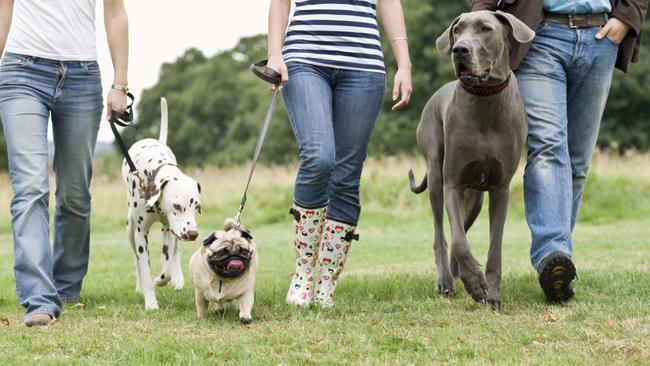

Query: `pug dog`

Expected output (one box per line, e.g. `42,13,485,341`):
189,218,258,324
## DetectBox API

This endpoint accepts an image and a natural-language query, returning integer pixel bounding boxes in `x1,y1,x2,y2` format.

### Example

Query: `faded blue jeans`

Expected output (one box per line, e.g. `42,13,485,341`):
282,62,386,225
0,53,103,319
515,22,619,269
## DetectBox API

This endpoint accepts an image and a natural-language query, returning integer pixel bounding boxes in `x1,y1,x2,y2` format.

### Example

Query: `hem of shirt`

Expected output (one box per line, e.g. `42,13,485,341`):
4,47,97,62
284,58,386,74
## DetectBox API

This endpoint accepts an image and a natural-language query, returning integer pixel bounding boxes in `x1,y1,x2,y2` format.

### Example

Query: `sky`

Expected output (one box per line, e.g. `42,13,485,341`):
94,1,269,141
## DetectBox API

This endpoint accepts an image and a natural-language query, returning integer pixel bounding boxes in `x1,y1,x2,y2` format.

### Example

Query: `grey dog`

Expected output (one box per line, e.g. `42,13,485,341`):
409,11,535,311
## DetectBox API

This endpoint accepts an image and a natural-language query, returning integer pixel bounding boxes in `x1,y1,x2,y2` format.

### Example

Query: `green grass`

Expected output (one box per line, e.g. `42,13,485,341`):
1,154,649,365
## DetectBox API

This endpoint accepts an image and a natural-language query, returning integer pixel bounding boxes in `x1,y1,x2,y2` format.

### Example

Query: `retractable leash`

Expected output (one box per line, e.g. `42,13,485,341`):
108,92,147,195
232,60,282,226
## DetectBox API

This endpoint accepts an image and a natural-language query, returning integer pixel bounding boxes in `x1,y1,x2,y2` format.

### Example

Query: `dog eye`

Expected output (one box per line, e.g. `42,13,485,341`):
173,204,182,211
482,27,492,32
453,27,460,34
240,247,249,255
216,249,228,256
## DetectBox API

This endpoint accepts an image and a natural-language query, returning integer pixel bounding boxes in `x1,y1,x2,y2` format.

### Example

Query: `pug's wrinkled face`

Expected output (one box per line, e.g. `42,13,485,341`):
202,228,255,278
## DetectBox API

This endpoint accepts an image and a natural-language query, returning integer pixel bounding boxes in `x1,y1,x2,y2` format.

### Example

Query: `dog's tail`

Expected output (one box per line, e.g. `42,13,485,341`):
159,97,168,145
408,169,428,194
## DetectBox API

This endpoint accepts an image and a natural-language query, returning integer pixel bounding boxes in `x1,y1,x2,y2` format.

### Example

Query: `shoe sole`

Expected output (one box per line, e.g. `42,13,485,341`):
538,255,576,302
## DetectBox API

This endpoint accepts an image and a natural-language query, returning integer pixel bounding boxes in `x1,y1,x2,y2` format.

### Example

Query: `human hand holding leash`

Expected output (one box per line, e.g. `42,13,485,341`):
106,87,128,121
596,17,630,44
265,55,288,91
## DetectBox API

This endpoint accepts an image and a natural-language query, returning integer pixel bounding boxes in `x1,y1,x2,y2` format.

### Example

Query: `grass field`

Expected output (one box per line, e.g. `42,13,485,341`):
0,153,649,365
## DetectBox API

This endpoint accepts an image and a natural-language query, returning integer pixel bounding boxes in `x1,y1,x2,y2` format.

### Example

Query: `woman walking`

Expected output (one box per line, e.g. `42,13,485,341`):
0,0,129,326
267,0,412,308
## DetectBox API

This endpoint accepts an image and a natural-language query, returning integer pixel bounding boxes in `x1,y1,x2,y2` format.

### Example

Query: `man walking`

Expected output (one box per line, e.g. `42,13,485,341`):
472,0,648,301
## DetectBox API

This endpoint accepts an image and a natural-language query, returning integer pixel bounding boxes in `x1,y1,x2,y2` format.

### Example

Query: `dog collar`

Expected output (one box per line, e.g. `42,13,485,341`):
460,75,511,97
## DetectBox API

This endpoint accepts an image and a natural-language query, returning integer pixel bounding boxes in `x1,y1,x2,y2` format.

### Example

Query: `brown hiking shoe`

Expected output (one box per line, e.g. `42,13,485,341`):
24,313,54,327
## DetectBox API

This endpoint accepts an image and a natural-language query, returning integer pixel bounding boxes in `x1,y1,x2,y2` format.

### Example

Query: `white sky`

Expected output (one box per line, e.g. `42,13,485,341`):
94,1,269,141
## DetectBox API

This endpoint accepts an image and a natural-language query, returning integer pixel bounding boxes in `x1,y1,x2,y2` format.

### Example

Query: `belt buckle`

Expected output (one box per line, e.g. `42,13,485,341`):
568,14,578,29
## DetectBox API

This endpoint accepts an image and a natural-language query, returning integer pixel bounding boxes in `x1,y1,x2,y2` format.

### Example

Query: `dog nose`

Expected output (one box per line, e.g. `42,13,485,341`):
452,43,470,57
186,230,199,241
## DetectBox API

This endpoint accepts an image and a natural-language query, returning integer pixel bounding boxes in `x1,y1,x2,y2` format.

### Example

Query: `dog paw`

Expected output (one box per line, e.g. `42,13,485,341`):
154,274,171,287
144,301,160,311
487,296,502,313
171,277,184,292
239,316,253,325
460,271,488,302
435,271,455,296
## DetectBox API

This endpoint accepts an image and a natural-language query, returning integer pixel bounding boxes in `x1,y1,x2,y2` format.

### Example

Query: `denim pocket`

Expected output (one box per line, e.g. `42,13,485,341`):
0,54,33,68
81,61,101,76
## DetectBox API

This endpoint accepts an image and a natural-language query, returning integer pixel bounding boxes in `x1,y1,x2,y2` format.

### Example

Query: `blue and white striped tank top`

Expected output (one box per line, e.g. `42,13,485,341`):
282,0,385,74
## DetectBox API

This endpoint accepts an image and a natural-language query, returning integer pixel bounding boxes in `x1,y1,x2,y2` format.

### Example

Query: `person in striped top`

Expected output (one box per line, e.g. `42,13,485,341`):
268,0,412,308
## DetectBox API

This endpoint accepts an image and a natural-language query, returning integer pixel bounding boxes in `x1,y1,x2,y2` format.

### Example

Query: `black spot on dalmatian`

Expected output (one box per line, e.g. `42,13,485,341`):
138,246,144,254
173,177,178,181
190,198,194,204
158,160,162,164
161,274,165,280
134,202,138,208
144,169,148,176
132,180,136,189
162,245,169,261
144,235,148,243
148,158,153,163
137,227,141,232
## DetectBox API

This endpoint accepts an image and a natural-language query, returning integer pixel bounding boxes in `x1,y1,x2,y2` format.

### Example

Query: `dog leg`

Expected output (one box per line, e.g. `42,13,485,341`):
127,216,143,294
427,167,454,296
445,186,487,302
238,290,254,324
170,236,184,291
485,188,509,312
195,290,208,320
154,227,173,287
134,229,159,310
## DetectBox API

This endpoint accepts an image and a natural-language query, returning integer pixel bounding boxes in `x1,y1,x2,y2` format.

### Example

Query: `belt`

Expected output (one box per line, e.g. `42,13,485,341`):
543,12,608,28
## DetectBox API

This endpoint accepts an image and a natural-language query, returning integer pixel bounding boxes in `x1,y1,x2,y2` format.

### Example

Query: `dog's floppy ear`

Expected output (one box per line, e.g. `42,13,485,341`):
203,232,217,246
238,228,253,241
494,10,535,44
144,178,169,208
436,15,462,55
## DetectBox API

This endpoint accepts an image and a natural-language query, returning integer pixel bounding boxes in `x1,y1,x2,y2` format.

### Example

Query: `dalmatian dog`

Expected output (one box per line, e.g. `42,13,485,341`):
121,97,202,310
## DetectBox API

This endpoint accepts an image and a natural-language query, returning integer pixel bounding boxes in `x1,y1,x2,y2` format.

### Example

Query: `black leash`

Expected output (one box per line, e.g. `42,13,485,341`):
233,60,282,225
108,92,137,172
109,92,147,195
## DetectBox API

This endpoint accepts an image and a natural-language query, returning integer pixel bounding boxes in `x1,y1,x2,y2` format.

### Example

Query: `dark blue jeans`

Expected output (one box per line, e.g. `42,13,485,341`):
282,62,385,225
515,22,618,269
0,53,103,319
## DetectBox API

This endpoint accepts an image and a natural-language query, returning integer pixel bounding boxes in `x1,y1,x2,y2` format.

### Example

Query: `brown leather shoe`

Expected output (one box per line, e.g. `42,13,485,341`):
24,313,54,327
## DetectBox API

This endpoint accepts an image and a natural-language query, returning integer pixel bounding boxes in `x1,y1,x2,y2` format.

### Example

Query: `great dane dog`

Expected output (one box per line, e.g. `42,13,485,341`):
409,11,534,311
122,98,202,310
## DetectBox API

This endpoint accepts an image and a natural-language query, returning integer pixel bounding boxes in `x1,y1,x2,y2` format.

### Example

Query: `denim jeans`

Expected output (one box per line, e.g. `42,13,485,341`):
515,22,618,269
0,53,103,319
282,62,385,225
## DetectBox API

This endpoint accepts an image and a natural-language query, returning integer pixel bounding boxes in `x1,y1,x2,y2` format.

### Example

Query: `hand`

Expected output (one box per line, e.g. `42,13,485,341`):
391,67,412,111
595,17,630,44
106,88,128,121
266,55,288,91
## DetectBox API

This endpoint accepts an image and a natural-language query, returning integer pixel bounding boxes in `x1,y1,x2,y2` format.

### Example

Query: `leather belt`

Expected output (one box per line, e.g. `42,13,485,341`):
543,12,608,28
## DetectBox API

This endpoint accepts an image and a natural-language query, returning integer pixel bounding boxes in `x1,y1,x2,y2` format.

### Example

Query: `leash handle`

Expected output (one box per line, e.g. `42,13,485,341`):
250,60,282,86
110,92,136,127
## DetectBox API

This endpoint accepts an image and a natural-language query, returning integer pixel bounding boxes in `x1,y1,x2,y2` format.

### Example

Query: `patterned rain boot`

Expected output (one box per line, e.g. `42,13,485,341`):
314,219,358,308
286,204,327,307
